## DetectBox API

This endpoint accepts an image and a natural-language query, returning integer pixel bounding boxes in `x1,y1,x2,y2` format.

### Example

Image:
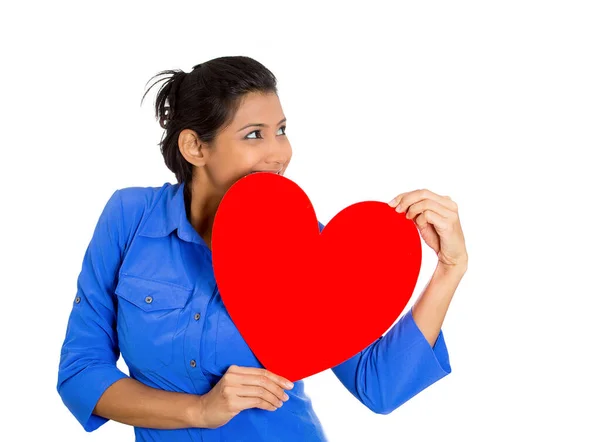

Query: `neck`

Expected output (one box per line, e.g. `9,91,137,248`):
184,178,224,250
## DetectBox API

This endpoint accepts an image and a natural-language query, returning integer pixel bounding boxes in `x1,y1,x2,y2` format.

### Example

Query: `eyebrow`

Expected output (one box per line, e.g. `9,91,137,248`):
237,117,287,132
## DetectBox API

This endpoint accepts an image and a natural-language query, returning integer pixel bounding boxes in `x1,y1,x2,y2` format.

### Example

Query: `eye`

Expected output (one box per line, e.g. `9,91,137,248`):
244,125,287,140
244,130,260,140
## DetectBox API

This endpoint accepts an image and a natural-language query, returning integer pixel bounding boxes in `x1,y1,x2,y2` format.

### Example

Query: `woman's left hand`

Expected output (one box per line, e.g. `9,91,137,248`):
388,189,468,271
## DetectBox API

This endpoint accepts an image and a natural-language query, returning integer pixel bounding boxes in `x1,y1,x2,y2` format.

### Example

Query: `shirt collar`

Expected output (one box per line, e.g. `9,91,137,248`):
138,181,205,246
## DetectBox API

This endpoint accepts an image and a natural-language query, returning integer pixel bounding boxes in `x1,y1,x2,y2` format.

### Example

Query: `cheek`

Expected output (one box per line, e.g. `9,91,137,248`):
211,151,250,181
218,162,255,189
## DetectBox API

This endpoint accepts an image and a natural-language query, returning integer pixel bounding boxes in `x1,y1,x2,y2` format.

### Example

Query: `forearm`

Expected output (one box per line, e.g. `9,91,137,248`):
332,261,457,414
93,377,203,430
412,261,467,346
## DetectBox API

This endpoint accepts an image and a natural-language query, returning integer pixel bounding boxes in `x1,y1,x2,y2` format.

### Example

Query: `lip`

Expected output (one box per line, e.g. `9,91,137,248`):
250,169,282,175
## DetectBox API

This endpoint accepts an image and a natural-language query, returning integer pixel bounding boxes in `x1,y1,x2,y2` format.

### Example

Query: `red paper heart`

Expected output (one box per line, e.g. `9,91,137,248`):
212,173,422,382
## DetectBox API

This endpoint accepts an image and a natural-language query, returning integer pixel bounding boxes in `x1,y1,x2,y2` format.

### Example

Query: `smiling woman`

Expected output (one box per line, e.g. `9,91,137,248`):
56,55,454,442
144,59,291,190
141,59,294,251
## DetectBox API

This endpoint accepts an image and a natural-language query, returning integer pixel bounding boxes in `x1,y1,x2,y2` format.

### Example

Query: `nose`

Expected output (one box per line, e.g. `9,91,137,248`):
270,161,284,173
265,159,286,175
264,143,290,171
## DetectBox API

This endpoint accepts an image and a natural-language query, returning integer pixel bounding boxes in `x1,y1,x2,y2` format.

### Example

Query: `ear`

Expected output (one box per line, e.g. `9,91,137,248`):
179,129,209,167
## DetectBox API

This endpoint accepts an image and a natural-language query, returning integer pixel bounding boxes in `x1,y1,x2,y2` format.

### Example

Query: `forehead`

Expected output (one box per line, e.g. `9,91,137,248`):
232,91,283,122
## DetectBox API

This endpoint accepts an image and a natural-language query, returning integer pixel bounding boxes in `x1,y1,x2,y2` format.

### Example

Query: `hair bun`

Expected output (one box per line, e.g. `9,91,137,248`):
159,71,188,129
159,105,172,129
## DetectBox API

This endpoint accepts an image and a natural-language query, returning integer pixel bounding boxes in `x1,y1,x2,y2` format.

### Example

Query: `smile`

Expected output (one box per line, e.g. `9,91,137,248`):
250,169,282,175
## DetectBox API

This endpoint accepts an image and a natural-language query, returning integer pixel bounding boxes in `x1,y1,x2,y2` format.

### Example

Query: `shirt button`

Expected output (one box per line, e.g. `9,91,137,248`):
74,296,81,304
194,313,201,320
145,296,153,304
190,359,197,368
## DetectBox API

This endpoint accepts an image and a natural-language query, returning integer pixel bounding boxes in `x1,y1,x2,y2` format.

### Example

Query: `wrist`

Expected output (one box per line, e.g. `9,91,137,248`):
185,394,206,429
436,259,467,279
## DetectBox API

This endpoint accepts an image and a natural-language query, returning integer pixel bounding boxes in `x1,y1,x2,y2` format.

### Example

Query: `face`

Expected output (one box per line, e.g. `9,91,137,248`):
179,91,292,195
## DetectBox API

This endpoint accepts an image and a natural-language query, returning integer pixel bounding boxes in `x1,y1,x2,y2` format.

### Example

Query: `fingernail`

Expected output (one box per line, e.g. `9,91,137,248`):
278,400,284,407
283,393,289,401
388,198,396,206
286,381,294,389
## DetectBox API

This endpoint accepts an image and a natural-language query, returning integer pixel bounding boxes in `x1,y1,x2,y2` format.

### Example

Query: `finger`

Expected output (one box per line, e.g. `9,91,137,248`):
235,395,279,412
415,209,452,233
413,212,429,231
397,189,454,213
405,199,455,221
395,189,457,213
236,385,284,409
238,373,288,404
387,193,407,208
228,366,294,390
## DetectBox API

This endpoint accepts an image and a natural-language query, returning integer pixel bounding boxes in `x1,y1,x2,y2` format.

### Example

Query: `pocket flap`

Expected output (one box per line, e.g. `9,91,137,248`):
115,274,193,311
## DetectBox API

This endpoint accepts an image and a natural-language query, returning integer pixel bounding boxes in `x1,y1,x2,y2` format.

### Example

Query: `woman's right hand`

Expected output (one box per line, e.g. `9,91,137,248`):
192,364,294,429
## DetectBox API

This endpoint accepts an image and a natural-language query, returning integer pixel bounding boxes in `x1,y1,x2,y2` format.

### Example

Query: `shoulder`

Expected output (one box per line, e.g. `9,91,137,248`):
117,183,166,214
115,181,173,237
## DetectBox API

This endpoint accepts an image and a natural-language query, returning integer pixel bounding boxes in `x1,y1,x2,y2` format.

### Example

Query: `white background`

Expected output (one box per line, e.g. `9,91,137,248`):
2,1,599,440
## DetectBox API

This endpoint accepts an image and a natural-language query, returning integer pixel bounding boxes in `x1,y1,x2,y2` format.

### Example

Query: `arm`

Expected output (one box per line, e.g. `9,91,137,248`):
56,189,204,431
319,220,461,415
331,264,461,414
412,261,466,346
92,378,203,429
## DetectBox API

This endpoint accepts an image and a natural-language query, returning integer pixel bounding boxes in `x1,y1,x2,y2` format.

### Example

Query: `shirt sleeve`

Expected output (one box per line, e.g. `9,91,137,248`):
56,189,130,432
317,221,452,415
331,307,451,414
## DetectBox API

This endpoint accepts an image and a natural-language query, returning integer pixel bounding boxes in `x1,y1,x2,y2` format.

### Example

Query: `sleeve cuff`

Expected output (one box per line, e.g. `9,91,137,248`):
406,306,452,375
58,364,129,432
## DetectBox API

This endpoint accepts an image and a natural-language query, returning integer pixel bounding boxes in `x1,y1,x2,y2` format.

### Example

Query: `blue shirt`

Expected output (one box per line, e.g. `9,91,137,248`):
57,181,452,441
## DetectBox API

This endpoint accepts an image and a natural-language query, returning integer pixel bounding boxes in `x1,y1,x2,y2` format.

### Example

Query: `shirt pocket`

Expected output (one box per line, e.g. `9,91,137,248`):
114,274,192,371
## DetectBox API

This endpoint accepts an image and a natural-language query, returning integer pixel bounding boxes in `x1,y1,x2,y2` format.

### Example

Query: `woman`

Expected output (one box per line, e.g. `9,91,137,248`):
56,56,468,441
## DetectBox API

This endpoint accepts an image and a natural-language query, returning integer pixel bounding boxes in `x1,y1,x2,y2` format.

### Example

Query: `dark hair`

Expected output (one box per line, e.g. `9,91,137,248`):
140,56,279,186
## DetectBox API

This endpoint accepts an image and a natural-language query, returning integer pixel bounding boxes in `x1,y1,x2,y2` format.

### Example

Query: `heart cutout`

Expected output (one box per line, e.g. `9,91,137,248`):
212,172,422,382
